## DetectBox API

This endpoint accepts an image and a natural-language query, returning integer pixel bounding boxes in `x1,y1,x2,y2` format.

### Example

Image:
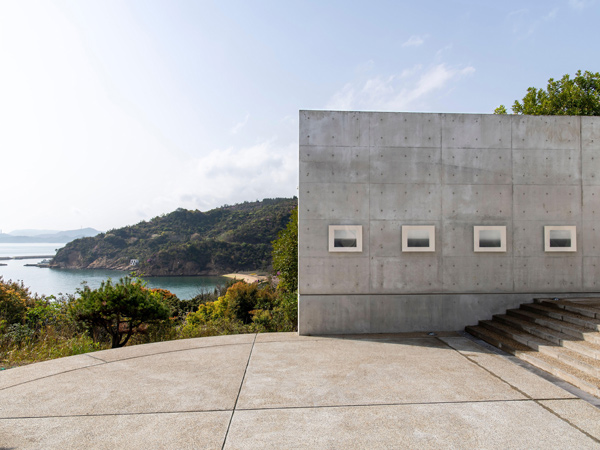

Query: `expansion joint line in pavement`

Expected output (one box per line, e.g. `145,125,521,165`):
436,336,600,445
221,332,257,450
0,397,578,421
0,341,249,393
231,397,577,412
534,396,600,444
435,337,534,400
84,353,108,363
0,358,108,393
87,341,250,365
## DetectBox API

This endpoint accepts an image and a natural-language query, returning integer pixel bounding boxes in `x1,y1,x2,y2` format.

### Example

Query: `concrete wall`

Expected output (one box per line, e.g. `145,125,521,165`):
298,111,600,335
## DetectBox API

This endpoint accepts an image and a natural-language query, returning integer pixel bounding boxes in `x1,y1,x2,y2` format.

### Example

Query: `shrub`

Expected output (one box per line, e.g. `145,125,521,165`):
270,290,298,332
70,277,171,348
187,295,229,324
183,280,297,332
271,207,298,293
2,323,34,346
0,277,34,325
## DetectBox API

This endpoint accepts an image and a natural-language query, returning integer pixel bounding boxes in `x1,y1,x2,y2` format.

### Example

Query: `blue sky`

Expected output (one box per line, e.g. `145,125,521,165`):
1,0,599,232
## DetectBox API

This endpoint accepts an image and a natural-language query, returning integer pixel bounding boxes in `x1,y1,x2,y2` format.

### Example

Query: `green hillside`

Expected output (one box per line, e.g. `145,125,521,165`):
51,198,297,276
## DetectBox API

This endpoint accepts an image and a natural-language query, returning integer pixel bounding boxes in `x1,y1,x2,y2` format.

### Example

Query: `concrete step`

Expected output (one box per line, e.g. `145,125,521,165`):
521,303,600,332
540,345,600,379
518,351,600,398
464,325,530,355
506,308,600,345
479,319,556,351
535,298,600,320
466,324,600,398
492,314,574,346
467,297,600,398
561,339,600,361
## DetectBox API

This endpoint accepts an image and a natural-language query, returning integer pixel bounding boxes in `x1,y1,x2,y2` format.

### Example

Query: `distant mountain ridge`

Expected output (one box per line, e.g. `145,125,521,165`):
51,198,297,276
8,229,60,236
0,228,101,243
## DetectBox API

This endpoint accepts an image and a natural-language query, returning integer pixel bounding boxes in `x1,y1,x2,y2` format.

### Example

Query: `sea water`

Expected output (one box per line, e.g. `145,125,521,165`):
0,243,227,300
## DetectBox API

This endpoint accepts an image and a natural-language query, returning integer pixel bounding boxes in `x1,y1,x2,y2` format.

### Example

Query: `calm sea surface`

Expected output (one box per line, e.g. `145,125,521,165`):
0,243,227,299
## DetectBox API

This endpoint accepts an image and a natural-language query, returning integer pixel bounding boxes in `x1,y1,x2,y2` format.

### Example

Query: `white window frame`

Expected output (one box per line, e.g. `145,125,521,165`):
328,225,363,252
474,226,507,252
402,225,435,252
544,226,577,252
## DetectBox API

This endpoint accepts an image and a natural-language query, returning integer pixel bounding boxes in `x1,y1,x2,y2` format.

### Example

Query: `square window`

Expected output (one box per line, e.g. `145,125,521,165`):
474,226,506,252
402,226,435,252
544,226,576,252
328,225,362,252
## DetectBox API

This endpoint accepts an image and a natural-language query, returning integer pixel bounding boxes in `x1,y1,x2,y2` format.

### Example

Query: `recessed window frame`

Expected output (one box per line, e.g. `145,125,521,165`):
328,225,363,252
544,225,577,252
401,225,435,252
474,226,507,252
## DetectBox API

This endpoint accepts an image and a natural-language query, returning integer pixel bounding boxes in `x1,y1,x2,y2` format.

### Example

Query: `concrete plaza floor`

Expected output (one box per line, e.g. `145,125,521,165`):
1,332,600,449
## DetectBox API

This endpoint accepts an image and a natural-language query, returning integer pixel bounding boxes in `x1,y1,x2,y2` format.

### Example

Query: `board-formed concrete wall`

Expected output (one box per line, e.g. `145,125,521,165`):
298,110,600,335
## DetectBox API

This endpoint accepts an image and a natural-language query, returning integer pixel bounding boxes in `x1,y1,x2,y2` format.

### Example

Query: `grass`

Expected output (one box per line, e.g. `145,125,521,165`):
1,328,108,370
1,320,256,370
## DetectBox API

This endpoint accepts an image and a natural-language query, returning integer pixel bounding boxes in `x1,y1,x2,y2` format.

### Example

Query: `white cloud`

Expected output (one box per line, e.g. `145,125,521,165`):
508,6,559,38
435,44,453,60
177,138,298,211
544,7,559,20
402,35,427,47
569,0,597,9
325,64,475,112
0,2,298,231
355,59,375,74
230,113,250,134
400,64,423,78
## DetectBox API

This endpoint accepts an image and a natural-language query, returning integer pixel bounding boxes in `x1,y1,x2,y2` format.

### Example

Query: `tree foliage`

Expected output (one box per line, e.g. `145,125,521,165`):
0,277,34,325
495,70,600,116
493,105,508,115
2,274,298,368
70,277,171,348
185,280,296,332
271,207,298,293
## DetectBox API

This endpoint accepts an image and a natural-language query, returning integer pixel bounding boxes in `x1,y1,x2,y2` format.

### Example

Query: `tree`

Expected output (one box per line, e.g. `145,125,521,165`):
495,70,600,116
271,207,298,293
0,277,34,325
70,277,171,348
493,105,508,115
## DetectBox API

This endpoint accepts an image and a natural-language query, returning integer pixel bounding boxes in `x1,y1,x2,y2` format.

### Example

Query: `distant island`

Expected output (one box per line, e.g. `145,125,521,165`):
0,228,100,244
50,198,297,276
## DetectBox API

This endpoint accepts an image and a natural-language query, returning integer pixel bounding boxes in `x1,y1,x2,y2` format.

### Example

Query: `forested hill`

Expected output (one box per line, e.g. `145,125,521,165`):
51,198,297,276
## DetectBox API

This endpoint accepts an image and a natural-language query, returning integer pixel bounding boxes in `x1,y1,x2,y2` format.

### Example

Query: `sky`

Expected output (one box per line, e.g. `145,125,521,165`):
1,0,599,233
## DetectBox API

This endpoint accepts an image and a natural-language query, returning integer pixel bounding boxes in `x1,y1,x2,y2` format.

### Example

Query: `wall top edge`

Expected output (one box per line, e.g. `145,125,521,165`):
298,110,588,119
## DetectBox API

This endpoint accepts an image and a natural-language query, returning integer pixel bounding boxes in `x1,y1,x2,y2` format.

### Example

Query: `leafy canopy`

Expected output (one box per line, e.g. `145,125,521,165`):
70,276,171,348
185,280,296,332
189,281,273,324
271,207,298,293
495,70,600,116
0,277,34,325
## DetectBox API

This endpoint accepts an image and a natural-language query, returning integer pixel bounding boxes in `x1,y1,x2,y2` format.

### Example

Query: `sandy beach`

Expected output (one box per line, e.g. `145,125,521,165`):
222,273,268,283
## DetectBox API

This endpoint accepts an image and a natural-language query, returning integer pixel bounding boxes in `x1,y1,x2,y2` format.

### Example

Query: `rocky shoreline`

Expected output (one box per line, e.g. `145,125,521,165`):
49,259,267,278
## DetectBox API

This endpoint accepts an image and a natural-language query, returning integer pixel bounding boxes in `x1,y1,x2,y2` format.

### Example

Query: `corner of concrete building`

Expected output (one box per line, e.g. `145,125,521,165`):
298,111,600,335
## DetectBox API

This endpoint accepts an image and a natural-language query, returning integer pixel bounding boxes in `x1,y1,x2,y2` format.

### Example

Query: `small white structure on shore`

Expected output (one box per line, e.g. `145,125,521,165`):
130,259,139,266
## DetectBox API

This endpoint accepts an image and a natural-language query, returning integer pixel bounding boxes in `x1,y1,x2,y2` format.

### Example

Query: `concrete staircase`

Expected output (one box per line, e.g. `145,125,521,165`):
466,298,600,398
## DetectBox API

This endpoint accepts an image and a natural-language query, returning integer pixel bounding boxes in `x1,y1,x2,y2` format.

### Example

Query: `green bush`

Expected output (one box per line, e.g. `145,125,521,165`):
0,277,34,325
270,291,298,332
70,277,171,348
272,207,297,293
184,280,296,333
2,323,34,346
